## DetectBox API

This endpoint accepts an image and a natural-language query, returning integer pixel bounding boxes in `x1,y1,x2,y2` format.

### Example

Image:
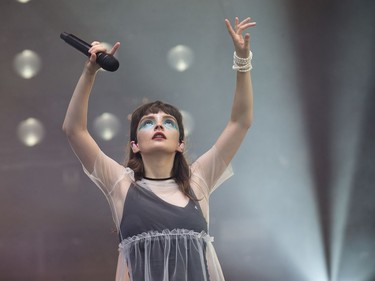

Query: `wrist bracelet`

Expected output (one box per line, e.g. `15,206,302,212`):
233,51,253,72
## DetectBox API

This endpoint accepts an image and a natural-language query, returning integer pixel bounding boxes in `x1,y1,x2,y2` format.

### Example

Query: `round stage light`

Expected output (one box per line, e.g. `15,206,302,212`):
13,49,42,79
17,118,45,147
167,45,194,72
93,113,121,141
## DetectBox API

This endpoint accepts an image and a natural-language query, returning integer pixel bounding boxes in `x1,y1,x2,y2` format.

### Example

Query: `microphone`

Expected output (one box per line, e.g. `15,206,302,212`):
60,32,119,72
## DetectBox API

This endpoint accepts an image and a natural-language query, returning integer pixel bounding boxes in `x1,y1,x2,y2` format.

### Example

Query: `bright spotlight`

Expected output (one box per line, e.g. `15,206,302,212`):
180,110,194,137
93,113,121,141
167,45,194,72
16,0,31,3
17,118,45,147
13,50,42,79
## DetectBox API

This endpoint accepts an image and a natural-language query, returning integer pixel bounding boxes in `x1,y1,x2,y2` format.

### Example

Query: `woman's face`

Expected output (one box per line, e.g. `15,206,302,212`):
131,111,183,155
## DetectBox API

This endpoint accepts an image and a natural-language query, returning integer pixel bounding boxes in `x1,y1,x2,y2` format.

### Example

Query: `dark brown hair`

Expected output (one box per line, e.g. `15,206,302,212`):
125,101,193,199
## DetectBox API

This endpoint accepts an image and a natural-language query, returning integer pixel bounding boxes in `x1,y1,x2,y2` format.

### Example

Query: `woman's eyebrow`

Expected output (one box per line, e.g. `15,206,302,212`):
162,115,177,120
139,114,177,122
138,115,156,123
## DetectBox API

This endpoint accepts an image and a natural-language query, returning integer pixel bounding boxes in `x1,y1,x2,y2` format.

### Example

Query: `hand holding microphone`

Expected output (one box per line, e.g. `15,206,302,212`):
60,32,120,72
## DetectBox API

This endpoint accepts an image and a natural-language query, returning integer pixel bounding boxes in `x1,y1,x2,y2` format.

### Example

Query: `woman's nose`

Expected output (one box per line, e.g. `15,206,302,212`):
154,123,164,130
154,116,164,130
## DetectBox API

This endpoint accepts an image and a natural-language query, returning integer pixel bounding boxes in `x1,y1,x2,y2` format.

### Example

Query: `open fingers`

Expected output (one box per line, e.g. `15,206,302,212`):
225,19,236,37
109,42,121,56
237,22,256,34
226,17,256,36
238,17,251,27
237,17,256,33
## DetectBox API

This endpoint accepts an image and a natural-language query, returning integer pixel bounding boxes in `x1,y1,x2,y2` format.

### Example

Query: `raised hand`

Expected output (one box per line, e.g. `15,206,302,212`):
225,17,256,58
85,41,121,74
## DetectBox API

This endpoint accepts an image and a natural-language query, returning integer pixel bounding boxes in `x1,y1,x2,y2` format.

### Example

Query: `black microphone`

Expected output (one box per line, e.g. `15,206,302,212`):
60,32,119,72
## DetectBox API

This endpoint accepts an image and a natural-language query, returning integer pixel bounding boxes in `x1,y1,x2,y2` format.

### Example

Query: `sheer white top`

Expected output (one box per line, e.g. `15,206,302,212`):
83,145,233,281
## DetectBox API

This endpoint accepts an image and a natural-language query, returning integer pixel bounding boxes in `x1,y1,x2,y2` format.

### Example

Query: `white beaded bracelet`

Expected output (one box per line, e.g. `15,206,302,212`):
233,51,253,72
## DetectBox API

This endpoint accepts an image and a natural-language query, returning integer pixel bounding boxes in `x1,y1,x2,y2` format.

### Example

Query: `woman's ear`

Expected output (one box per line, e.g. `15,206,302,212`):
131,141,140,153
177,141,185,152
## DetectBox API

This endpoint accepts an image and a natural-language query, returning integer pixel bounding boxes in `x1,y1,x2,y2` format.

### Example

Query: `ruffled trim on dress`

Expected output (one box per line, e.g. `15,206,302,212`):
117,229,224,281
119,229,213,250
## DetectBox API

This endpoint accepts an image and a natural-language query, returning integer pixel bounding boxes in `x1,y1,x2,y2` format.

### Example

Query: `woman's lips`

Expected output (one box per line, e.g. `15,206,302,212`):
152,132,166,139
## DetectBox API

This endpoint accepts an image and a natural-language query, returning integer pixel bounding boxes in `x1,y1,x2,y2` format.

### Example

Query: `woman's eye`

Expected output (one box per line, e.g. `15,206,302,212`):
139,120,154,130
164,119,178,129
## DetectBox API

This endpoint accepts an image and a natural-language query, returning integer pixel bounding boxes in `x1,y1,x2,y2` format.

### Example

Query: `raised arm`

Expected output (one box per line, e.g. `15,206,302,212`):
62,41,120,173
215,17,256,165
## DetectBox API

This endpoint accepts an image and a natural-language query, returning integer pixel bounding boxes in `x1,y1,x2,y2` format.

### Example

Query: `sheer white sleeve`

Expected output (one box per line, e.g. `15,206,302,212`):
191,145,233,195
82,150,134,230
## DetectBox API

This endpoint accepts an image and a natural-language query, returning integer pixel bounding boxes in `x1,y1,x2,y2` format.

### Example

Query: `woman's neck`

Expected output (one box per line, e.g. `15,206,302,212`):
143,176,173,181
141,152,175,179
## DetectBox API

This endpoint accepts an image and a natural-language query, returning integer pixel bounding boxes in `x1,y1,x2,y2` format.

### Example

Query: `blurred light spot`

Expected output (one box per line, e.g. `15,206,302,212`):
13,50,41,79
180,110,194,137
93,113,121,141
16,0,31,3
167,45,194,72
17,118,45,146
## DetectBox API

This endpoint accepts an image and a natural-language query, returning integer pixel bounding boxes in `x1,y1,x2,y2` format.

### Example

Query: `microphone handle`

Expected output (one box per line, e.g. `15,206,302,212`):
61,32,91,56
60,32,119,72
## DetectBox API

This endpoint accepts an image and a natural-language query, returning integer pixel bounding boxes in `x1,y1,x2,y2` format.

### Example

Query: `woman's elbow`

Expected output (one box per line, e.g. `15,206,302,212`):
233,115,253,130
62,122,80,138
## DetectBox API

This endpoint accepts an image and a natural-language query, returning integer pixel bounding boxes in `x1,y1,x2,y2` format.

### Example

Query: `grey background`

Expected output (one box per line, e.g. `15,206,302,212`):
1,0,374,280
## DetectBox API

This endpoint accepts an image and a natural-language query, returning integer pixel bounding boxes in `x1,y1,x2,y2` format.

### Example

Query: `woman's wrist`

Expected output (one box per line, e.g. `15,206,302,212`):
234,49,249,58
82,65,99,78
232,50,253,72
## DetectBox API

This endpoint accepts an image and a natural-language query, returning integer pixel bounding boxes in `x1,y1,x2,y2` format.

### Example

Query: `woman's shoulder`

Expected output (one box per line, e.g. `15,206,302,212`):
87,149,135,183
